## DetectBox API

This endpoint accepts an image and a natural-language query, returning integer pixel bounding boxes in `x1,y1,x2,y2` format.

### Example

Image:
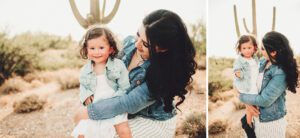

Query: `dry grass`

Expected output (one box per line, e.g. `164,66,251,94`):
13,94,46,113
182,112,206,138
0,77,30,95
209,119,228,135
209,92,234,103
55,69,80,90
232,98,246,110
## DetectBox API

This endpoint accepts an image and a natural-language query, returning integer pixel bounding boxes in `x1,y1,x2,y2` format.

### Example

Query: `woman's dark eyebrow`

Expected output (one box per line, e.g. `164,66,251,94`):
136,31,140,37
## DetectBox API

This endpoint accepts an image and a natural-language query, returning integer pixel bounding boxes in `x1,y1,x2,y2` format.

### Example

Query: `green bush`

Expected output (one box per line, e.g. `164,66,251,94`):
208,57,234,96
189,21,206,58
0,33,36,85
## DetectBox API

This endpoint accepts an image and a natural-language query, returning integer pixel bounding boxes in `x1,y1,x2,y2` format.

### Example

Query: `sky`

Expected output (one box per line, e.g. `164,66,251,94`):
208,0,300,57
0,0,206,41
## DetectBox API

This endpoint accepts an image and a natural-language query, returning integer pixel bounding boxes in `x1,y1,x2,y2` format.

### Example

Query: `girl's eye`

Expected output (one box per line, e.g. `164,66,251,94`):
100,47,104,49
90,47,95,50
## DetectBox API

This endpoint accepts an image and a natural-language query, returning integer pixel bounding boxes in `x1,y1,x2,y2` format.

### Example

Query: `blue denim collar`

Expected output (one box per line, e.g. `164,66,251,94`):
237,54,259,64
81,57,115,75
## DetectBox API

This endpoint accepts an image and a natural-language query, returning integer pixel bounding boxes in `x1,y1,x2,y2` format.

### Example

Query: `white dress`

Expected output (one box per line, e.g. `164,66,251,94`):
72,74,128,138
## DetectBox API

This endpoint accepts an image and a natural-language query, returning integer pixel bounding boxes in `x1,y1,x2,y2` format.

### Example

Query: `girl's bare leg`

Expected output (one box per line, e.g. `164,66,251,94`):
114,121,132,138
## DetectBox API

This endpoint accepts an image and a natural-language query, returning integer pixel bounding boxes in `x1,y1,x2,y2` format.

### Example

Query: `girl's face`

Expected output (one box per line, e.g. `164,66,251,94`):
87,35,113,64
240,41,256,58
135,25,150,60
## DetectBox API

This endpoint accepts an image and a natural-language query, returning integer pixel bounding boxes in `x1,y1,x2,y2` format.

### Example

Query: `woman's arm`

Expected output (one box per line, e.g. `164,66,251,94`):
87,82,155,120
239,73,287,107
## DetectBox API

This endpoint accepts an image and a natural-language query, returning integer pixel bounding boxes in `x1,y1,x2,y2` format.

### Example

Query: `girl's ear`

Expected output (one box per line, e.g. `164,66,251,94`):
109,47,115,55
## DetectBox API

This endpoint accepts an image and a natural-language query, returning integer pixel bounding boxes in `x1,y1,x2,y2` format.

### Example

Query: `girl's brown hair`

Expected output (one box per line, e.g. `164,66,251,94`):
80,26,119,59
235,35,258,56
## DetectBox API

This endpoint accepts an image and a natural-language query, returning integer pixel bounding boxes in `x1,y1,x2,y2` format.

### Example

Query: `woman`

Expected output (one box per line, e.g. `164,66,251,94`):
75,9,197,137
239,31,299,138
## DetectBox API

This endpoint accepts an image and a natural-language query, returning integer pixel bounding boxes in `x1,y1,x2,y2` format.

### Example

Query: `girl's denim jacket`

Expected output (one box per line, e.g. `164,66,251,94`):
87,36,175,121
79,57,130,105
240,58,287,122
233,55,259,93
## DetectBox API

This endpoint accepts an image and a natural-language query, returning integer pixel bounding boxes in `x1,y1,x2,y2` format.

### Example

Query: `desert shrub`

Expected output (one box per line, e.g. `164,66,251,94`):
0,77,30,95
208,57,234,96
11,32,73,52
13,94,46,113
233,98,246,110
56,69,80,90
209,120,228,134
182,113,206,138
0,33,36,85
209,91,234,103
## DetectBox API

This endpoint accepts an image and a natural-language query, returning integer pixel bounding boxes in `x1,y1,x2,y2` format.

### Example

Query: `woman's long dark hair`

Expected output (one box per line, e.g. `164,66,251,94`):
143,9,197,112
262,31,299,93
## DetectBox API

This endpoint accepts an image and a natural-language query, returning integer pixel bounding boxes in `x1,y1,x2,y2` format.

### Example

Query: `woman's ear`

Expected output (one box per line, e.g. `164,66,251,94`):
270,51,277,57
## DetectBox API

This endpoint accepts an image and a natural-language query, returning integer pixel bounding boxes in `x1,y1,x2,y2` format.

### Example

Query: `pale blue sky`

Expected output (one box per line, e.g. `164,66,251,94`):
0,0,205,41
208,0,300,57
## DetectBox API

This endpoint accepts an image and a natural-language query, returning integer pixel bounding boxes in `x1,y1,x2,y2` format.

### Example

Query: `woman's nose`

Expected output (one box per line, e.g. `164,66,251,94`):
135,39,143,50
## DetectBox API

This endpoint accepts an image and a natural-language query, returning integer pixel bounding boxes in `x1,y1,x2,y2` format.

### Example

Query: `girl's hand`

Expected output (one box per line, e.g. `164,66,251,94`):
235,70,241,78
245,104,260,117
84,95,94,106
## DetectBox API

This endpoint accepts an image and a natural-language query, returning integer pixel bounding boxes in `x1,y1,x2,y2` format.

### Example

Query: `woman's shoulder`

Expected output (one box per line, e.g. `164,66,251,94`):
107,58,126,70
122,36,136,54
270,65,285,75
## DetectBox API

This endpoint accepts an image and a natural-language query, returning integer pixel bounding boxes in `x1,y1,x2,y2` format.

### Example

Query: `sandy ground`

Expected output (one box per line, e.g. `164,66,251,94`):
209,68,300,138
0,70,206,138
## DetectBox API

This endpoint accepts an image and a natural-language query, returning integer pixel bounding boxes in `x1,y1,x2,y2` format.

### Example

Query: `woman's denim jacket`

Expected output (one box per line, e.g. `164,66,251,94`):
233,55,259,93
240,58,287,122
87,36,175,121
79,57,130,105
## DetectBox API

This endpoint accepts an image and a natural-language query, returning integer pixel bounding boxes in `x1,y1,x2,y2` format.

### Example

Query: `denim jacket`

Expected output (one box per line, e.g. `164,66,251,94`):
240,58,287,122
79,57,130,105
87,36,175,121
233,55,259,93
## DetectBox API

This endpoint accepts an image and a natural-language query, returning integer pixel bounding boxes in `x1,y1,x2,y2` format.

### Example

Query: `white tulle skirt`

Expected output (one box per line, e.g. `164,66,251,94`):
71,114,127,138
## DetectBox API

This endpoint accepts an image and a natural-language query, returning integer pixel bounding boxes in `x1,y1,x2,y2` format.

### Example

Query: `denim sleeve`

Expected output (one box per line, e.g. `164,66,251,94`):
115,61,130,95
87,82,155,120
79,84,94,106
233,59,244,79
239,73,286,107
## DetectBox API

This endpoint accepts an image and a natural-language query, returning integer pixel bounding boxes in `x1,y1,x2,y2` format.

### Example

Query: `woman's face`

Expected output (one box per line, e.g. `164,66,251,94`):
261,43,276,61
135,25,150,60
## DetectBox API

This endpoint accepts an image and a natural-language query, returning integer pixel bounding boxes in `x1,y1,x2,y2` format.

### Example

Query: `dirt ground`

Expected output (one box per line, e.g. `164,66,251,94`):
0,70,206,138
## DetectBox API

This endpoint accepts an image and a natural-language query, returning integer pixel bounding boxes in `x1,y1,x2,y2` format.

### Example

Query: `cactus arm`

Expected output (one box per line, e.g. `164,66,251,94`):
252,0,257,36
101,0,106,23
102,0,121,24
90,0,100,23
69,0,89,28
243,18,250,34
272,7,276,31
234,5,241,38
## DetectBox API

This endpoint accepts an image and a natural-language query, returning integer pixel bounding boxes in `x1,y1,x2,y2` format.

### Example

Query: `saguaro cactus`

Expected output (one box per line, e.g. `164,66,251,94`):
69,0,121,28
233,0,276,38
